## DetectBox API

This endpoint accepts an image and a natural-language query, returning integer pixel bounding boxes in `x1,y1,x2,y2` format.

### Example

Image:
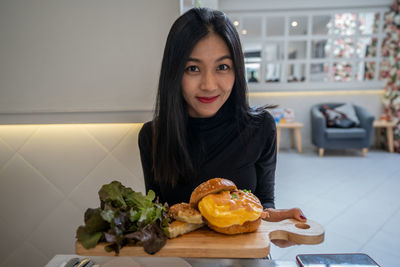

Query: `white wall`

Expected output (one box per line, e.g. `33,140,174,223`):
0,0,179,117
219,0,393,11
0,0,388,126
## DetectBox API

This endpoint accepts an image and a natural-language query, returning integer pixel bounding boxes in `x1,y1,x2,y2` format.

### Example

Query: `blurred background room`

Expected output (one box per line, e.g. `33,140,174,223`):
0,0,399,266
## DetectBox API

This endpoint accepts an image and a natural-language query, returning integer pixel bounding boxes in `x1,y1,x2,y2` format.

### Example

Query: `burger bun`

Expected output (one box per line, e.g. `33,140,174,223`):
189,178,237,208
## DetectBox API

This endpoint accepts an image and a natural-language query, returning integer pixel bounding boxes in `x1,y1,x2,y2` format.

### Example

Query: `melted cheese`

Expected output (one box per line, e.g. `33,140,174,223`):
198,191,263,228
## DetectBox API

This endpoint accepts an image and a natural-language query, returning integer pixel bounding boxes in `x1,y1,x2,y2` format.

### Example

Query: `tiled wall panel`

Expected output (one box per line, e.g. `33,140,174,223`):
0,124,145,267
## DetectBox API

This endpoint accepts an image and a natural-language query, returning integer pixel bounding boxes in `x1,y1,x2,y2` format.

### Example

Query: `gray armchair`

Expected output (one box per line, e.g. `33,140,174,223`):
311,103,375,156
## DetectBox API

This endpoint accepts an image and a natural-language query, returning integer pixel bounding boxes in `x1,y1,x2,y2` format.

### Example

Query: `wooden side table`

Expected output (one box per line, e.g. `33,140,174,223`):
276,121,303,153
373,120,396,153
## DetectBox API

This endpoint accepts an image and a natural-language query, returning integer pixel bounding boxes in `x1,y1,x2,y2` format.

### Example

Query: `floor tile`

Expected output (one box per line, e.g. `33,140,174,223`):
276,149,400,264
362,228,400,258
361,243,399,267
348,195,397,223
381,207,400,235
295,197,348,225
269,244,296,260
324,209,384,245
367,177,400,207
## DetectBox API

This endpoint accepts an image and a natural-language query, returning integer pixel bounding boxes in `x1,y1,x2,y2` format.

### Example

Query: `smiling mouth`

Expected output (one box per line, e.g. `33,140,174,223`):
196,96,219,103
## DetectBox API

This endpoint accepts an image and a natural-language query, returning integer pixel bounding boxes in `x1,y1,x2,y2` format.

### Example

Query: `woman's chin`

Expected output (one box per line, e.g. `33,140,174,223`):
189,108,219,118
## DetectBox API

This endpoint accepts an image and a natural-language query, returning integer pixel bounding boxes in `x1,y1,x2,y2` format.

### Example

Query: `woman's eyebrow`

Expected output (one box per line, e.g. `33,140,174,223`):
187,57,201,63
216,55,232,62
186,55,232,63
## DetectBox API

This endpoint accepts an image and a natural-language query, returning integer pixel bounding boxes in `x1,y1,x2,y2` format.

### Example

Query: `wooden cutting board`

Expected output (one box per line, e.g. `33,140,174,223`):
76,219,324,258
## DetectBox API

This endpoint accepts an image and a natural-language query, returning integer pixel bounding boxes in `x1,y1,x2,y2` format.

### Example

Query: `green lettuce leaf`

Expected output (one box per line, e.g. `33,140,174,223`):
125,190,155,209
100,209,115,223
76,208,109,249
76,226,103,249
98,181,128,209
83,208,109,234
76,180,170,254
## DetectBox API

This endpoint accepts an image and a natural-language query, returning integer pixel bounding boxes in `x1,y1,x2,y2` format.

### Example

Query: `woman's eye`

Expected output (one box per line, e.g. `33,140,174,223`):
218,64,230,71
186,66,199,72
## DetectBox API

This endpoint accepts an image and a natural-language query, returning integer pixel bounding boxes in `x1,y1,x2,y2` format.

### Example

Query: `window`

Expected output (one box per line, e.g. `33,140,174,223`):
229,8,388,90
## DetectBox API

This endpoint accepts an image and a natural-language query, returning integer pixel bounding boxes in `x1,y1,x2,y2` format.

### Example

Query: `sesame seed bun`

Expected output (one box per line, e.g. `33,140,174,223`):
189,178,237,208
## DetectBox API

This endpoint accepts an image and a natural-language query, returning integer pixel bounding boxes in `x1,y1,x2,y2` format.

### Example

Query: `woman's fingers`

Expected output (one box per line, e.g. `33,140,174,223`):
292,208,307,222
261,208,307,222
261,210,270,220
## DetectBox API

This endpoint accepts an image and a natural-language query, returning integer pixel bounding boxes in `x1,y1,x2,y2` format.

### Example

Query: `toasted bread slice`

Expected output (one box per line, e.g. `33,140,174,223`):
167,220,204,238
169,202,203,224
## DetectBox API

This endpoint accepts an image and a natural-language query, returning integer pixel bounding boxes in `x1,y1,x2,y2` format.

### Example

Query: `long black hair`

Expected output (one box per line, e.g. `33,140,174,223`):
152,8,251,187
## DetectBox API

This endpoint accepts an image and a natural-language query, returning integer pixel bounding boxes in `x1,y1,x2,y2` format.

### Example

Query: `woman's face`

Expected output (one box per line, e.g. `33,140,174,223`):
181,32,235,118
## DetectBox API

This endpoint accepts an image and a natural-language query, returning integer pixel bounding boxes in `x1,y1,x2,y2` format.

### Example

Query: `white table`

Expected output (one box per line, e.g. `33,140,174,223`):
46,254,298,267
373,120,396,153
276,122,303,153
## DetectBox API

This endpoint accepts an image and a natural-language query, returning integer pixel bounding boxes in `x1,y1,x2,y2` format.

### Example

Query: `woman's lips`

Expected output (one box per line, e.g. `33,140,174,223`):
196,96,218,103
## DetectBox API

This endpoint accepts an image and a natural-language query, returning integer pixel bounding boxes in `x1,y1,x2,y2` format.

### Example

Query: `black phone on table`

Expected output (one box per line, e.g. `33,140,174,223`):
296,253,380,267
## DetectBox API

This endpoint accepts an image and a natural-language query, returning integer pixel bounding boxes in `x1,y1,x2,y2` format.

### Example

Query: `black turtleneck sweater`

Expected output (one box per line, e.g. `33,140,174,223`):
138,104,277,209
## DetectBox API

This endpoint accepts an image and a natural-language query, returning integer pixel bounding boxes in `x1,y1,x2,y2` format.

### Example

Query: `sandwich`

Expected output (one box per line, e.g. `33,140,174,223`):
189,178,264,235
167,203,204,238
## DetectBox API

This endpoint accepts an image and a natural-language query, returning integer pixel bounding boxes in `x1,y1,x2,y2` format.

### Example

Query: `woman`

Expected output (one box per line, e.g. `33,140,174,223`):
139,8,305,223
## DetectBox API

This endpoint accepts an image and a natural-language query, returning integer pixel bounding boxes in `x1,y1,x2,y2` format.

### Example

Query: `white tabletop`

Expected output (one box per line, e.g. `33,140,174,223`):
46,254,298,267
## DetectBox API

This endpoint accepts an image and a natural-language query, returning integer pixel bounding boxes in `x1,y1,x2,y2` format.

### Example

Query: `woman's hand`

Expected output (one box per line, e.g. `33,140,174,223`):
261,207,307,248
289,207,307,222
261,207,306,222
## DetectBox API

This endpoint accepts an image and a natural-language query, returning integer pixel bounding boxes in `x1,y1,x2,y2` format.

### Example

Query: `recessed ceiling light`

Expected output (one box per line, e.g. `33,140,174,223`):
233,20,239,26
291,21,298,27
242,29,247,35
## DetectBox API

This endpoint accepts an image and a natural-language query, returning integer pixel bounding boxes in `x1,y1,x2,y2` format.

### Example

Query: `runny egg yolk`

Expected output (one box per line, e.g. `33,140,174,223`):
198,190,263,228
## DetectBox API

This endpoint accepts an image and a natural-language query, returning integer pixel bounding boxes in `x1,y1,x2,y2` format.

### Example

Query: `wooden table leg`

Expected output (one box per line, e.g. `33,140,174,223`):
276,127,281,152
376,128,381,148
387,126,394,153
295,127,302,153
290,129,295,149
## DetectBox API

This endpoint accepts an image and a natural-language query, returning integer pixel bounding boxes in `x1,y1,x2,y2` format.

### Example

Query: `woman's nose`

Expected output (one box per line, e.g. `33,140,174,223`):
200,71,217,91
